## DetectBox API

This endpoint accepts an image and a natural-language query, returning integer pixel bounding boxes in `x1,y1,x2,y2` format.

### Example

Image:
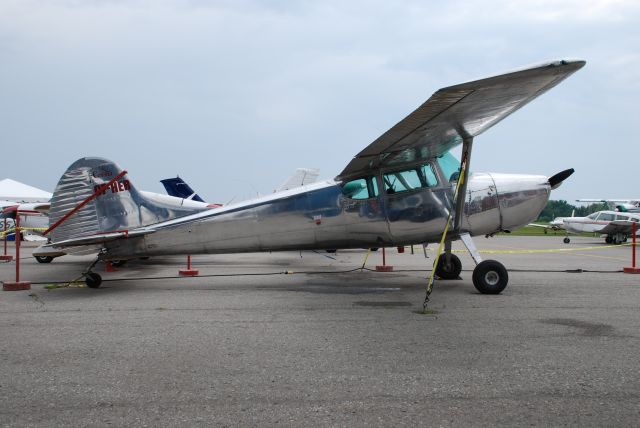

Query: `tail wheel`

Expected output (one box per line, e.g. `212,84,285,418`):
435,254,462,280
85,272,103,289
563,237,570,244
35,256,54,264
472,260,508,294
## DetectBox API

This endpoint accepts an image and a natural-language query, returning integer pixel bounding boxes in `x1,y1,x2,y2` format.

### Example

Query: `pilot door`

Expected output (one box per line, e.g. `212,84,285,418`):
382,162,450,244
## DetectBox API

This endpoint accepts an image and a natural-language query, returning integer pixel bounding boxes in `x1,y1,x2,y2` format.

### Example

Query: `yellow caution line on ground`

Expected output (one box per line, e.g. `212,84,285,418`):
436,243,634,255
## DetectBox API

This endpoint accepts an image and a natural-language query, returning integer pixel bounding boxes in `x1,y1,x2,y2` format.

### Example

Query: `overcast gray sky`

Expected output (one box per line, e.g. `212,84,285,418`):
1,0,638,204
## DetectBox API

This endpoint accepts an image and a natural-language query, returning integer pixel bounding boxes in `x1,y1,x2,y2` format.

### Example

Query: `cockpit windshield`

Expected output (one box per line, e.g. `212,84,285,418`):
436,151,461,182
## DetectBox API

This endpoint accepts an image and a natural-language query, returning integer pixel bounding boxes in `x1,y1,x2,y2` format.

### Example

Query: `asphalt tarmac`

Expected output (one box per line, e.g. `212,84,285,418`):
1,236,639,426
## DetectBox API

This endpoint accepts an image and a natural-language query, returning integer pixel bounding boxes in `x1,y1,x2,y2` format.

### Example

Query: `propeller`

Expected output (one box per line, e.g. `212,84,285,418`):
548,168,575,190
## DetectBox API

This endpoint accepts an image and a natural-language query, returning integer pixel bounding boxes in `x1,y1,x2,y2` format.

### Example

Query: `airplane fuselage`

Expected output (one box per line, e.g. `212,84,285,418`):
104,168,551,258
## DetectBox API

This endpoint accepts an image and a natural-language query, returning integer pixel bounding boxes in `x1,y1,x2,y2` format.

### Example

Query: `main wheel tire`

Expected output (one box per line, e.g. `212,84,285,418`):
563,237,570,244
85,272,102,289
110,260,127,267
436,254,462,280
472,260,508,295
605,236,613,244
35,255,54,264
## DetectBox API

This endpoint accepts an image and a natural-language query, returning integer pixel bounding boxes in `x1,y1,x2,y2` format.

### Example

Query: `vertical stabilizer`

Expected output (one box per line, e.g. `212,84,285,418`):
48,158,200,244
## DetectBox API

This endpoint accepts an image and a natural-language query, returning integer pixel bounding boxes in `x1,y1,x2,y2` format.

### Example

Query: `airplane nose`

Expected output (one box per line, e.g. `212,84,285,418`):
488,173,551,231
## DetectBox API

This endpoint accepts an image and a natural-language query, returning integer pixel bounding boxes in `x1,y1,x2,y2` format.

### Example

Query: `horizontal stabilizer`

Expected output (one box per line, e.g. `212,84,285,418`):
47,228,155,248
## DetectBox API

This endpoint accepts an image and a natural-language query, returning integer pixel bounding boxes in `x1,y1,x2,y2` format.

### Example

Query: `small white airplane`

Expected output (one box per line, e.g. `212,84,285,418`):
577,199,640,213
561,210,640,244
528,211,574,232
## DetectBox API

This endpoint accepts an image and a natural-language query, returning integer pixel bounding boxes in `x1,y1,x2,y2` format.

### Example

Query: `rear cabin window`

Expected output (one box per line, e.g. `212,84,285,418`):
383,163,438,194
341,177,379,200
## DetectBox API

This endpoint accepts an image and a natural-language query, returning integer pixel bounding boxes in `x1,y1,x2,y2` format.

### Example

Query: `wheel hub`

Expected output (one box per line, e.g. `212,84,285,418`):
484,270,500,286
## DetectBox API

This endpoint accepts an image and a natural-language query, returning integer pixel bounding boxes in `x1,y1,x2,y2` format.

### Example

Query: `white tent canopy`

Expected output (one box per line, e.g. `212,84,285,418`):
0,178,52,203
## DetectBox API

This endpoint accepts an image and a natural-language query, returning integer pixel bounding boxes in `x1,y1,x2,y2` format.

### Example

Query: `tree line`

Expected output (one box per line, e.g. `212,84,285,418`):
536,200,608,222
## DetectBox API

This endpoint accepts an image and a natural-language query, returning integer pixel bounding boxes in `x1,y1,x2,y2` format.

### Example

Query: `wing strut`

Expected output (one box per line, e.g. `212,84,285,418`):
423,137,473,312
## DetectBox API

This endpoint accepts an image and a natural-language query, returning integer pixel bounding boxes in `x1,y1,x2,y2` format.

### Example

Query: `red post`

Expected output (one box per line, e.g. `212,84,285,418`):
624,222,640,274
179,254,199,276
3,214,31,290
15,215,20,283
375,246,393,272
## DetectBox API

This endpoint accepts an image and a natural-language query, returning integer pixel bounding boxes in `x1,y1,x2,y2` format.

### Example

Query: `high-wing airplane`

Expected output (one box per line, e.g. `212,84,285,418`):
528,216,569,232
576,199,640,213
561,210,640,244
33,59,585,294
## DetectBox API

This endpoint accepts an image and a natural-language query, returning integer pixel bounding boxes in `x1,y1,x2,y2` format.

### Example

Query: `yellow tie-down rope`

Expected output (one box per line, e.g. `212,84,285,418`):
0,227,47,238
423,155,468,311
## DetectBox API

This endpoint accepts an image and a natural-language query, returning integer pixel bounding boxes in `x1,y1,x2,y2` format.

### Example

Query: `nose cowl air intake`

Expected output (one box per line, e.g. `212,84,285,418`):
548,168,575,190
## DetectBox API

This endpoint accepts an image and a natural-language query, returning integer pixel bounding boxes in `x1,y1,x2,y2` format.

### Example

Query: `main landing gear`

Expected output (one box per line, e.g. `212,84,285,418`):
441,233,509,295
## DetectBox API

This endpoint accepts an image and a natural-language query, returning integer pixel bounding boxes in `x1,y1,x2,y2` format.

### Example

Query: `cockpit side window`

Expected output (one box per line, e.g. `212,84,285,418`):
383,162,439,194
599,213,615,222
587,212,599,220
420,164,438,188
341,177,379,200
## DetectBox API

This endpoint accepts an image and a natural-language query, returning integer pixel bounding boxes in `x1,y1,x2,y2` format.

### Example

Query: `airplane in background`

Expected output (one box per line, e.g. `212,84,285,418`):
31,59,585,295
528,211,574,233
1,179,52,243
277,168,320,192
561,210,640,244
577,199,640,213
162,169,319,204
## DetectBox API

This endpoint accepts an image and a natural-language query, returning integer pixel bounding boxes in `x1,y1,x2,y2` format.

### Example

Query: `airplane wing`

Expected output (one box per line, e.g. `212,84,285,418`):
336,59,585,180
599,221,637,235
33,203,51,216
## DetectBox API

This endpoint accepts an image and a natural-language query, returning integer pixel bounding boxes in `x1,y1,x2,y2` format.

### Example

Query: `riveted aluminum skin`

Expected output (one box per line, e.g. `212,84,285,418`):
102,168,551,259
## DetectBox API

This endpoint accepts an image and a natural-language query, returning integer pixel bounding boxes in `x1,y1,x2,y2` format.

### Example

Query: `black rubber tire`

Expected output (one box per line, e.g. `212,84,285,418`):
85,272,102,289
436,254,462,280
35,256,54,264
563,237,570,244
605,236,613,244
110,260,127,267
325,249,337,253
472,260,508,294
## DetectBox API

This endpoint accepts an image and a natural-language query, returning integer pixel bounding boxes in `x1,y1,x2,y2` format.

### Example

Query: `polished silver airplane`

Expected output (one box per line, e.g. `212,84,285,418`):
34,59,585,293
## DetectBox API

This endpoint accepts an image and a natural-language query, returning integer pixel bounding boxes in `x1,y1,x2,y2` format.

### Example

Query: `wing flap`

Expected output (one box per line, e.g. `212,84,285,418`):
337,59,585,180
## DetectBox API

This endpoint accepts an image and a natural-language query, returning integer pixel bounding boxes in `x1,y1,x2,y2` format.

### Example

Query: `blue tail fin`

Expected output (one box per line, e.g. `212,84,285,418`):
160,177,205,202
